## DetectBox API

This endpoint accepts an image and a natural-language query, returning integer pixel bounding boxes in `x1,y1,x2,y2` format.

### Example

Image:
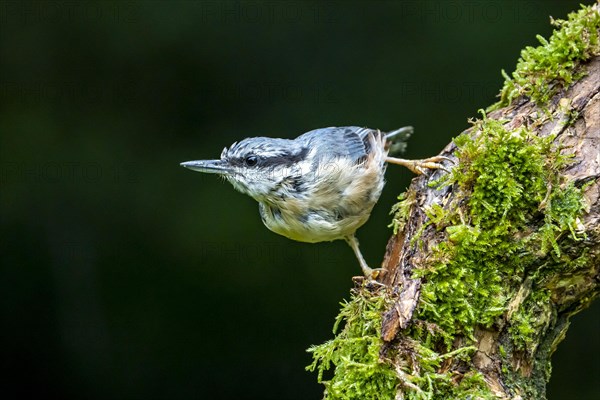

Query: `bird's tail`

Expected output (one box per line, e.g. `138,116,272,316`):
385,126,413,155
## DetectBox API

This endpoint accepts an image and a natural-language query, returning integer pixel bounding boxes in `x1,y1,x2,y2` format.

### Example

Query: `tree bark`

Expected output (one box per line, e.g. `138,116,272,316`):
307,5,599,398
378,51,599,399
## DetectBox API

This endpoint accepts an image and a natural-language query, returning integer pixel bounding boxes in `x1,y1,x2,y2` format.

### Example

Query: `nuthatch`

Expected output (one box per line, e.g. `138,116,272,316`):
181,126,447,277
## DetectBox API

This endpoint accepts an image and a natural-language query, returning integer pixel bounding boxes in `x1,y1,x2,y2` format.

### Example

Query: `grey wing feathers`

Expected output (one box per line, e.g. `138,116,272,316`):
298,125,412,161
299,126,372,163
341,127,372,162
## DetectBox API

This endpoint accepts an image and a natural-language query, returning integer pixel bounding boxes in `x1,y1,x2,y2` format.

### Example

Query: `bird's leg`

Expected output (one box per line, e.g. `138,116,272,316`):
345,234,377,279
386,155,453,175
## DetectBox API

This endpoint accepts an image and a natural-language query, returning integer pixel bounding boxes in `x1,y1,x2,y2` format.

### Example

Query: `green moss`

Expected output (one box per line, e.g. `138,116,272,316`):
396,327,495,399
509,289,553,352
309,106,587,400
415,114,563,345
436,371,497,400
306,286,398,400
407,110,586,395
490,4,600,110
309,5,593,398
309,111,586,399
499,345,506,358
389,191,416,235
536,181,587,257
307,285,496,399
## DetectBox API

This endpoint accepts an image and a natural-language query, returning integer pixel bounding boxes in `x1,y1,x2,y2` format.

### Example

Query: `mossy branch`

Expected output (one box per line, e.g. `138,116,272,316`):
308,3,600,399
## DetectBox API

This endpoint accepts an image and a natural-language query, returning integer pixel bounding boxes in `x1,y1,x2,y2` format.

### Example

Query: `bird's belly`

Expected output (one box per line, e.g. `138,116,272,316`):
258,152,387,243
259,202,373,243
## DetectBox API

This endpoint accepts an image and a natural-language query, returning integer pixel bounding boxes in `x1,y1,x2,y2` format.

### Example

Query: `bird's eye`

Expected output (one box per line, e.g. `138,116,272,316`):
245,155,258,166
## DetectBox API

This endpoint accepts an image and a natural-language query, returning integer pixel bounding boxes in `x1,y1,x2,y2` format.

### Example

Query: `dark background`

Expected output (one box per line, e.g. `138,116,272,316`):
1,1,598,399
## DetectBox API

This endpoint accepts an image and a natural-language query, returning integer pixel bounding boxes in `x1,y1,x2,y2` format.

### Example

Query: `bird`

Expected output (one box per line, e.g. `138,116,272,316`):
181,126,448,278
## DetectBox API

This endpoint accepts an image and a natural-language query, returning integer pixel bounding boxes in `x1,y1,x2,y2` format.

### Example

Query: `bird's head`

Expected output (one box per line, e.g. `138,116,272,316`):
181,137,309,201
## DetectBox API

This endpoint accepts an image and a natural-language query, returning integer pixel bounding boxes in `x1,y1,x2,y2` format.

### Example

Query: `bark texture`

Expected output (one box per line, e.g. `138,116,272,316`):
378,54,599,398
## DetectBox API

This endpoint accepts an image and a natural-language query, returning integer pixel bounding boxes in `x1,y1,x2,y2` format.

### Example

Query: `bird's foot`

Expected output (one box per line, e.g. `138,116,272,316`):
386,155,454,175
355,258,383,280
352,272,387,290
345,235,385,281
362,267,386,281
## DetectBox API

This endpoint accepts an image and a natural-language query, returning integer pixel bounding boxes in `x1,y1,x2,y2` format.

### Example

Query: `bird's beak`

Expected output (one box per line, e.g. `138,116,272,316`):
180,159,232,175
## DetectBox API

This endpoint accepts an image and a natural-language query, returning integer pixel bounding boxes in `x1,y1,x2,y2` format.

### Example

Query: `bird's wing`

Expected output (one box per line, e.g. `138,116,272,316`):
300,126,376,164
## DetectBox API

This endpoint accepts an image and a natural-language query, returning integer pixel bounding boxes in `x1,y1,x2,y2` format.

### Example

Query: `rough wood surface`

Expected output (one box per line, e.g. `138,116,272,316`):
378,55,599,398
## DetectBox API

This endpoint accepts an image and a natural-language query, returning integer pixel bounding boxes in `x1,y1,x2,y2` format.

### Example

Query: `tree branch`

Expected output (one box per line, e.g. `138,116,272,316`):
308,4,599,399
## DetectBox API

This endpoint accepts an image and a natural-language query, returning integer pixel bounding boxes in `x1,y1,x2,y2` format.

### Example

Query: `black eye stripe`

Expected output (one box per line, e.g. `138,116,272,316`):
229,147,309,168
261,147,309,168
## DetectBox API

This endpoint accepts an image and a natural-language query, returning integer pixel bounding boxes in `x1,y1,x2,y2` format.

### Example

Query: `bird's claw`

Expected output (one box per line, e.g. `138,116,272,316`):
353,269,386,284
386,155,454,175
363,267,385,280
411,155,454,175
